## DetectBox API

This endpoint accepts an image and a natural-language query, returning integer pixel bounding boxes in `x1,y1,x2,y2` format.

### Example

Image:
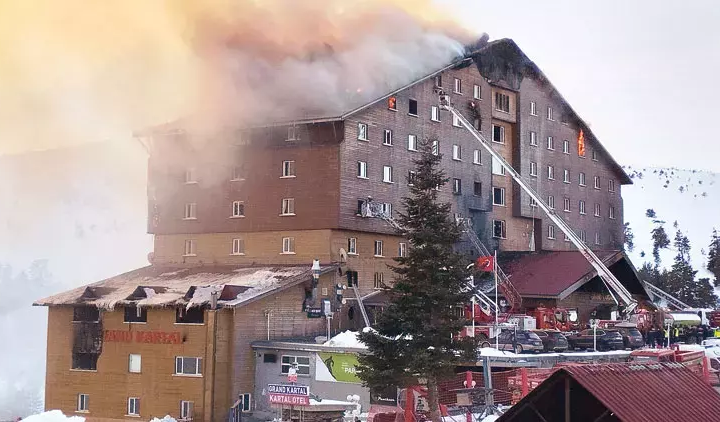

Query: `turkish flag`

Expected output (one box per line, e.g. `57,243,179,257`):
476,256,494,272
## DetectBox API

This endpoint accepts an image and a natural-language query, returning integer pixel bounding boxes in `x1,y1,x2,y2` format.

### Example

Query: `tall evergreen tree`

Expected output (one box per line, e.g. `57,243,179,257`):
650,221,670,265
707,229,720,287
357,138,477,422
623,222,635,253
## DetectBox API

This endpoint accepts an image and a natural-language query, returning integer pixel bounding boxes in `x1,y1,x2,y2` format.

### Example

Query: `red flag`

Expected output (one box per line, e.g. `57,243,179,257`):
476,256,494,272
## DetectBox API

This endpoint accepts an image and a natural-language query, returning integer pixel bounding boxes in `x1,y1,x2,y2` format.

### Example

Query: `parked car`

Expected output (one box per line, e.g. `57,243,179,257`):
567,329,624,351
612,324,645,349
533,330,569,352
494,330,544,354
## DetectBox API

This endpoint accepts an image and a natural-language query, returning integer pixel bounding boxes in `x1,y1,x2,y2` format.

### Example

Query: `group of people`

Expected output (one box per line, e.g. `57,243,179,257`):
645,324,717,347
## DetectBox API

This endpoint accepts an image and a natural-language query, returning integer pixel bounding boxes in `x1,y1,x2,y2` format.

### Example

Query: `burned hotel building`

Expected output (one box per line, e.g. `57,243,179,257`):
35,38,647,421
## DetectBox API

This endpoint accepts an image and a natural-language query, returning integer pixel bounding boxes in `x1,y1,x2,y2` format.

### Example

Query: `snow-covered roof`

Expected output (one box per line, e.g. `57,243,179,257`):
33,264,336,310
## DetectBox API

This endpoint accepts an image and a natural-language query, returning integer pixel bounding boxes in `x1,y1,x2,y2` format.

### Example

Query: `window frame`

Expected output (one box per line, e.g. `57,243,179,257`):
473,149,482,165
431,140,440,156
357,123,369,141
492,220,506,239
530,161,538,177
287,126,300,141
357,161,368,179
127,397,140,416
281,198,295,216
348,238,357,255
398,243,407,258
548,195,555,209
175,356,203,376
183,203,197,220
453,77,462,94
548,225,556,240
452,144,462,161
431,105,440,122
563,197,571,212
453,178,462,195
563,169,570,184
387,96,397,111
408,134,418,151
231,201,245,218
452,113,462,128
473,84,481,99
494,92,510,113
383,166,394,183
281,160,296,178
492,187,506,206
594,176,601,189
492,124,505,144
374,240,384,257
232,238,245,256
129,354,142,374
594,203,601,217
383,129,393,146
185,168,197,184
530,101,537,116
579,200,586,215
281,355,311,376
592,149,598,161
231,165,243,182
530,197,538,207
492,157,506,176
373,272,385,290
181,401,194,420
473,181,482,197
595,232,601,245
547,165,555,180
281,237,296,254
77,394,89,412
563,140,570,154
409,99,418,116
408,170,417,186
609,206,616,220
547,136,554,150
547,106,554,121
608,180,616,192
529,131,537,146
183,239,197,257
579,172,586,186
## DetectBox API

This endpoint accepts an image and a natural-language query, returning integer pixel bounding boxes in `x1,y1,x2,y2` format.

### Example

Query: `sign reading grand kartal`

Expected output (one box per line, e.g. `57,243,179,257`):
267,384,310,406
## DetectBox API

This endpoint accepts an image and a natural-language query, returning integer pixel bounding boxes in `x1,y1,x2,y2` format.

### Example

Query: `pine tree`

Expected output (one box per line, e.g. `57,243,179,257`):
650,221,670,265
623,222,635,253
708,229,720,287
357,138,477,422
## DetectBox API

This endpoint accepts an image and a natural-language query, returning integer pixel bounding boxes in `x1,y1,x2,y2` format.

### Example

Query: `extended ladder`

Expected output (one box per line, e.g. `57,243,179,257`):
351,284,372,327
643,281,690,310
457,217,522,312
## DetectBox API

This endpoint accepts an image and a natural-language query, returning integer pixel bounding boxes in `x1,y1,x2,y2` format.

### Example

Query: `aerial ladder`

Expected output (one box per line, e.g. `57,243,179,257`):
642,281,690,310
437,93,638,315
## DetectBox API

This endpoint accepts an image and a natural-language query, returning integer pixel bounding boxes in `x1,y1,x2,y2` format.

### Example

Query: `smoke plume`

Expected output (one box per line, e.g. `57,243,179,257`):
0,0,477,154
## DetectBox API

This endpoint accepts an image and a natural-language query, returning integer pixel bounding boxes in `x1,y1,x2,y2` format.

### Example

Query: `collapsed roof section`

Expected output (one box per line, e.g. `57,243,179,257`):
34,264,337,310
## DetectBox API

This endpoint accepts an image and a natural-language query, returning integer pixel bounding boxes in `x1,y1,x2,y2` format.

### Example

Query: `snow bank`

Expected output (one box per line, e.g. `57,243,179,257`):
478,347,517,357
22,411,85,422
324,330,366,349
481,416,499,422
149,416,177,422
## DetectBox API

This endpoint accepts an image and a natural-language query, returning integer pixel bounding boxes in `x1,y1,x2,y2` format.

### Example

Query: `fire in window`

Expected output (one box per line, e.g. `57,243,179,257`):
578,129,586,157
388,96,397,111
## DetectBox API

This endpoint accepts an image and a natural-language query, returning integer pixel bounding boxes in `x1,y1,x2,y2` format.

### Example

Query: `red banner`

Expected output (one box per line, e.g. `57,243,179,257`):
269,394,310,406
476,256,494,272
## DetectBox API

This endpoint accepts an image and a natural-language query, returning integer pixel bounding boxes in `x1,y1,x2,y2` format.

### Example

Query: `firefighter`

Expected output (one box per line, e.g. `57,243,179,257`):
646,327,655,347
673,326,680,343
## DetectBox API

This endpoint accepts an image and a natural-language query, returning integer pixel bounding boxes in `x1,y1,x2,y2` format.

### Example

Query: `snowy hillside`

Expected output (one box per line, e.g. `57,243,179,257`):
0,141,151,417
622,166,719,277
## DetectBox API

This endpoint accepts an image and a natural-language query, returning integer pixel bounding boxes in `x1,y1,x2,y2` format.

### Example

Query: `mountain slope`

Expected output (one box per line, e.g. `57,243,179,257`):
622,165,719,278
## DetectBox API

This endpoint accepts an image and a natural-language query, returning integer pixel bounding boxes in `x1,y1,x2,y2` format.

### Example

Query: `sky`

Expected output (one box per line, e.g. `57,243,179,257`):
450,0,720,173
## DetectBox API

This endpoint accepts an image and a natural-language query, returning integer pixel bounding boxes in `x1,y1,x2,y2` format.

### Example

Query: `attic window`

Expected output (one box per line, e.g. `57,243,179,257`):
434,75,442,88
124,306,148,323
73,307,100,322
388,96,397,111
176,307,204,324
408,99,418,116
287,126,300,141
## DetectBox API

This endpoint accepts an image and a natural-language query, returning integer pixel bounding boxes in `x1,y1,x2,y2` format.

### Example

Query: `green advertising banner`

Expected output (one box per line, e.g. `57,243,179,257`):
318,352,361,383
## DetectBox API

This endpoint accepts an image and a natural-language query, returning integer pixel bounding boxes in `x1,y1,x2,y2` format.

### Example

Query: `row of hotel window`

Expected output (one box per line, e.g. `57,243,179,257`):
491,189,617,219
183,237,407,258
72,305,204,324
75,391,251,416
491,220,607,245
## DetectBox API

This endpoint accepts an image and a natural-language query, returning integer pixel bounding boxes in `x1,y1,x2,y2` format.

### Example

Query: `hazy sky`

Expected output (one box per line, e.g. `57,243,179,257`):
450,0,720,172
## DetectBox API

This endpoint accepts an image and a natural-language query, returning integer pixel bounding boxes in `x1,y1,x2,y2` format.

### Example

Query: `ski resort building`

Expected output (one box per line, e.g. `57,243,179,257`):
35,38,648,421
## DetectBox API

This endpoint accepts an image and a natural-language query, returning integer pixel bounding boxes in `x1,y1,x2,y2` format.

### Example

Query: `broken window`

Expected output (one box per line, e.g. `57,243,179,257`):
492,125,505,143
388,96,397,111
434,75,442,88
72,353,99,370
494,92,510,113
492,220,506,238
176,307,205,324
124,306,148,323
409,99,418,116
73,307,100,322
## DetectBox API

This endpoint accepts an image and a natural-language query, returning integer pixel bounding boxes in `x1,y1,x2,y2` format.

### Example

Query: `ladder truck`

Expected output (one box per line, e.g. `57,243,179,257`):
435,92,639,316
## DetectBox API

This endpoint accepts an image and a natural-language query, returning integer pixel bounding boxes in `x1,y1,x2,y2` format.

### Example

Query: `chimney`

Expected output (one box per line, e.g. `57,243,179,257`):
210,290,218,310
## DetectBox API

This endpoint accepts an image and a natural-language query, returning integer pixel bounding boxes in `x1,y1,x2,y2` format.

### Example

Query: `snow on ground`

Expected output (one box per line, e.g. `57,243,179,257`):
478,347,518,357
324,330,367,349
622,166,719,279
21,410,85,422
149,416,177,422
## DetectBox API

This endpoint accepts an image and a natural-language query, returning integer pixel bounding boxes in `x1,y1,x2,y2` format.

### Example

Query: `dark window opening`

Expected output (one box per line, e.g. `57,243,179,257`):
357,200,366,216
408,99,418,116
348,306,355,320
263,353,277,363
473,118,481,131
72,352,99,370
124,306,147,323
73,307,100,322
435,75,442,87
176,307,204,324
473,182,482,197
